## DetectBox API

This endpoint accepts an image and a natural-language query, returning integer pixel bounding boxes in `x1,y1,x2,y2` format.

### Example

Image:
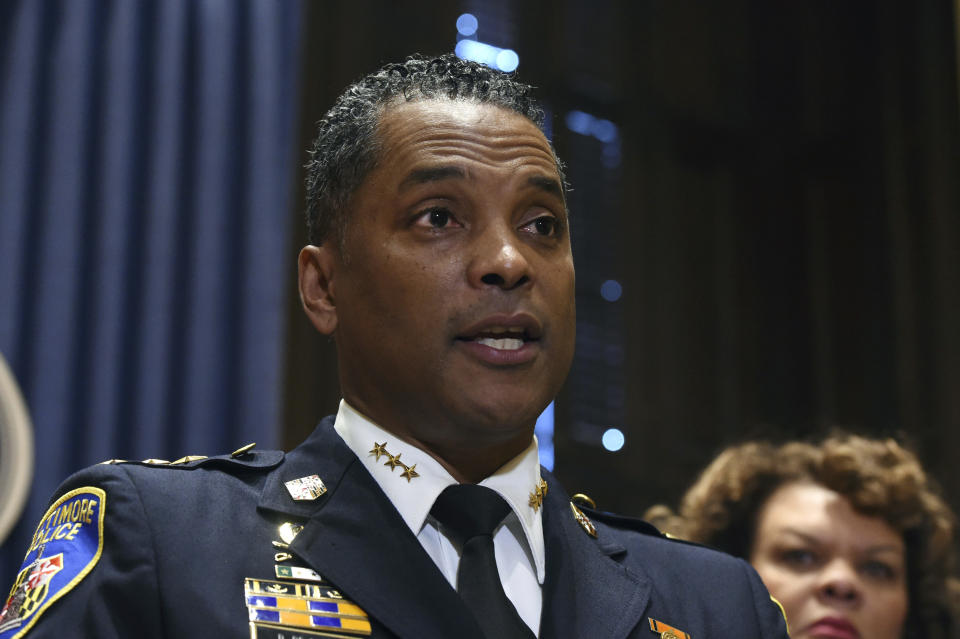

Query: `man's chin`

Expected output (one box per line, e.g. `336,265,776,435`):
447,394,546,439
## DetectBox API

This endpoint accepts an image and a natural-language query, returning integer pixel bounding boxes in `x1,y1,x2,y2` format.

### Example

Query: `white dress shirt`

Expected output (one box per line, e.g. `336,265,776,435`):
333,399,545,635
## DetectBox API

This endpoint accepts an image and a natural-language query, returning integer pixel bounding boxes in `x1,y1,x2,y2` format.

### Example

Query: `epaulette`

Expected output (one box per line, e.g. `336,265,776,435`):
578,501,733,553
570,493,666,538
579,505,666,538
97,442,284,471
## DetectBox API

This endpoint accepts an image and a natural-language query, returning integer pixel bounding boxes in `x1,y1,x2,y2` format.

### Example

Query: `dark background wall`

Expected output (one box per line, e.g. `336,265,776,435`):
284,0,960,519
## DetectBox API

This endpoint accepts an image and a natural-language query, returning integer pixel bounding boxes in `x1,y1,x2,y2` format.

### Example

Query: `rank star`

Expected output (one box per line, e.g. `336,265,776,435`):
369,442,388,461
384,453,404,470
529,492,542,511
400,464,419,482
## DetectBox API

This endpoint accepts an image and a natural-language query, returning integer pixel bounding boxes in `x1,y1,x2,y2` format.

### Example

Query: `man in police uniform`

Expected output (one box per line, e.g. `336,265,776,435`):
1,55,789,639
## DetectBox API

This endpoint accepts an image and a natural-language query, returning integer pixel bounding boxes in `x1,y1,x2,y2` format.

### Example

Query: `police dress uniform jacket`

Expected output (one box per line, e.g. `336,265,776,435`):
2,416,789,639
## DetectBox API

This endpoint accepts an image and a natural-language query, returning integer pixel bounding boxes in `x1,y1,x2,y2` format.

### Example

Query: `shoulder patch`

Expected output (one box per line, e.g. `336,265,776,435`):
0,487,106,638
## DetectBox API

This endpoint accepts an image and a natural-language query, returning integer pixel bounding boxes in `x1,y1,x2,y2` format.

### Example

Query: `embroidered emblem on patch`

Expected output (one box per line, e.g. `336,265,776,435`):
0,487,106,638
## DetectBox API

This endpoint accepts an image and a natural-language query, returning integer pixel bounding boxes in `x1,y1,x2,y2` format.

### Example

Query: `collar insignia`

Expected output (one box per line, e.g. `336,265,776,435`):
400,464,419,482
370,442,420,482
369,442,388,461
284,475,327,501
648,618,691,639
528,478,548,511
384,453,404,471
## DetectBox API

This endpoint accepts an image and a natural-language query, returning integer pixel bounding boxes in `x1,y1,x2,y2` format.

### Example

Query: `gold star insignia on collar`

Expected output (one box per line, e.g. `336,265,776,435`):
384,452,404,470
371,442,421,481
528,478,548,511
369,442,388,461
400,464,419,482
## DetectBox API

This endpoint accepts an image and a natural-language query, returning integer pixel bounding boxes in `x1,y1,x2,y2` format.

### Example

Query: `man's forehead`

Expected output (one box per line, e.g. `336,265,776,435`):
374,99,560,178
377,99,548,148
380,97,521,124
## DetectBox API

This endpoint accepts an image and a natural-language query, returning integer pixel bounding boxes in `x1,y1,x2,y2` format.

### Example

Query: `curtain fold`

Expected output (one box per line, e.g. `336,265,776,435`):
0,0,302,584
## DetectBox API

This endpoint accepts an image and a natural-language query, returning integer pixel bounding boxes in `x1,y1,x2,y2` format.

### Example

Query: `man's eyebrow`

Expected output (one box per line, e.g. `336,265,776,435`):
527,175,564,198
399,166,466,191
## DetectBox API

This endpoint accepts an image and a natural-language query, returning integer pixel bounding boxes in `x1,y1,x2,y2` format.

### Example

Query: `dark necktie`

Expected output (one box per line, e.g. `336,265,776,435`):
431,484,536,639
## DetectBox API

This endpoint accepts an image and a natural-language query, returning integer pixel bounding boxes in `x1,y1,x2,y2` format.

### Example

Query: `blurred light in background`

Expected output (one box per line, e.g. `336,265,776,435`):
600,279,623,302
565,110,622,168
453,13,519,72
601,428,625,452
535,401,555,470
455,39,520,72
456,13,478,37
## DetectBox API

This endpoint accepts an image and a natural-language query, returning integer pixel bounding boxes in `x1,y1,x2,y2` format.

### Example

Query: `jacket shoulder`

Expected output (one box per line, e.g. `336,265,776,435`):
94,442,284,471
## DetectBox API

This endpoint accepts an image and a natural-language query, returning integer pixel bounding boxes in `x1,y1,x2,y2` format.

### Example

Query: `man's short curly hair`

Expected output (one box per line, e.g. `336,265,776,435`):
646,435,959,639
304,53,561,247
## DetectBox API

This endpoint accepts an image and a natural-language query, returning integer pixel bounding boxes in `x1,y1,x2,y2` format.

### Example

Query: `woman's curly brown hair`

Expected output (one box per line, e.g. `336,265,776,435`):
645,435,959,639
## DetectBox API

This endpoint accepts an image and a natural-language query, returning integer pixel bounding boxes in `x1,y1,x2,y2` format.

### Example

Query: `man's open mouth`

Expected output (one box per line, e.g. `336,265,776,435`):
456,326,538,351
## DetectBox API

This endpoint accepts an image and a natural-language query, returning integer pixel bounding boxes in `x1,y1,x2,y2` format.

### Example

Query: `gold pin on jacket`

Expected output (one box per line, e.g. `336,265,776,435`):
648,618,691,639
278,522,303,545
569,502,597,537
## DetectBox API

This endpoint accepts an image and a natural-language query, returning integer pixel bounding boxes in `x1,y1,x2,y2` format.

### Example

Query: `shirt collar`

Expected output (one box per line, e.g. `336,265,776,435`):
333,399,547,583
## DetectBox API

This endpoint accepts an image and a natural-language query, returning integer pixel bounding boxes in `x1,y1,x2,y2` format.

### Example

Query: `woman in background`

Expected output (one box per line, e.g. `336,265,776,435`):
646,435,959,639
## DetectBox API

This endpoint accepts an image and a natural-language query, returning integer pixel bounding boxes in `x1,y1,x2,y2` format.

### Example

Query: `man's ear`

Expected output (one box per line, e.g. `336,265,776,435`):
298,244,339,335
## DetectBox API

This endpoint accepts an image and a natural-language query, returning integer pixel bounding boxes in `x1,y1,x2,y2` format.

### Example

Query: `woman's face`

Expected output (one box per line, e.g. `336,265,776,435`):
749,482,908,639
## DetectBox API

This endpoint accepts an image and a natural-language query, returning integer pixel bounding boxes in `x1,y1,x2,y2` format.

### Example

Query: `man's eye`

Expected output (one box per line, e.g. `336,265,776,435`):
524,216,560,237
415,207,457,229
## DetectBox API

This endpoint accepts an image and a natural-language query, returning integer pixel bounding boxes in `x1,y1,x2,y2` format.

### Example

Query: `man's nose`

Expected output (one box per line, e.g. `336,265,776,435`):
816,560,862,608
467,222,531,291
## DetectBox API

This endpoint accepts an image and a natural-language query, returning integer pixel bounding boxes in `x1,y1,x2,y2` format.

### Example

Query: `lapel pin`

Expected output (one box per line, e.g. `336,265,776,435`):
528,478,548,511
284,475,327,501
648,618,691,639
274,552,293,562
275,564,325,583
278,522,304,545
569,502,598,538
400,464,419,482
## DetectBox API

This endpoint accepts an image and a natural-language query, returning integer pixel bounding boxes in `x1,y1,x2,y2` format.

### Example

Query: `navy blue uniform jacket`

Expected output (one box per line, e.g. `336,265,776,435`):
6,417,789,638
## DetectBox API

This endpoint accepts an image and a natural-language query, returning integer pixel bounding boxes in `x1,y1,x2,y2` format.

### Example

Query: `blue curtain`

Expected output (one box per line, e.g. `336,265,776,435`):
0,0,302,584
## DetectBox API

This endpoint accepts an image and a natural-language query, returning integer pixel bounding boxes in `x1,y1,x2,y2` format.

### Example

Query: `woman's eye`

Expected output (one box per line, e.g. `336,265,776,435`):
779,548,817,568
860,560,897,581
524,216,560,237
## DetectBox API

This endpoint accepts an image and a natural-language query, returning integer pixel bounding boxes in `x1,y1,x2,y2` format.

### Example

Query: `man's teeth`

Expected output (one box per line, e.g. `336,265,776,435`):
475,337,524,351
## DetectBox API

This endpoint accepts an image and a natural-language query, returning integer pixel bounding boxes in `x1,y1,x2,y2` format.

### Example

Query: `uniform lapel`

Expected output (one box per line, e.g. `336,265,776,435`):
539,472,651,639
258,418,484,639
